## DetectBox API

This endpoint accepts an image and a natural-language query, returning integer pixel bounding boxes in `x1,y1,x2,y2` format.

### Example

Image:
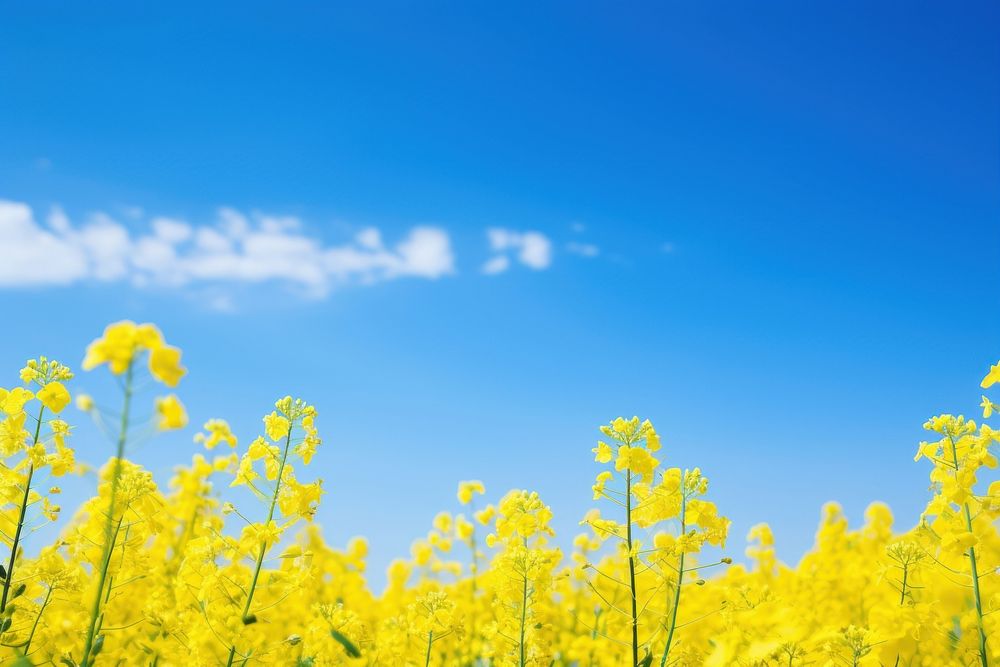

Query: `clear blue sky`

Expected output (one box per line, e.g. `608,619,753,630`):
1,2,998,583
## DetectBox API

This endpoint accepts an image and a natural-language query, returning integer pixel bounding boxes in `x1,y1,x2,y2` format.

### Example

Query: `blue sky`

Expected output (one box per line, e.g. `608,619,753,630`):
1,2,998,583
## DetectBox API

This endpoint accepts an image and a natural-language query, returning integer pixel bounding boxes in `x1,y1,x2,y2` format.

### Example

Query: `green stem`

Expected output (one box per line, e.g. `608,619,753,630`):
660,493,686,667
0,404,45,613
893,563,909,667
225,425,296,667
81,360,134,666
22,585,52,654
519,558,528,667
93,522,129,642
965,503,989,667
468,502,479,663
946,435,989,667
626,468,639,667
424,630,433,667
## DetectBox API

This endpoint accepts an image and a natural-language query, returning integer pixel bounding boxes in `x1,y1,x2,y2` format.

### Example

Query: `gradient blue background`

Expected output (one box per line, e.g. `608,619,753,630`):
1,2,998,584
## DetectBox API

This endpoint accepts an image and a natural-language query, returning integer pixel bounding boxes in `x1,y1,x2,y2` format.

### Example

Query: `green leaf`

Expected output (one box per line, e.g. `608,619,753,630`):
330,629,361,658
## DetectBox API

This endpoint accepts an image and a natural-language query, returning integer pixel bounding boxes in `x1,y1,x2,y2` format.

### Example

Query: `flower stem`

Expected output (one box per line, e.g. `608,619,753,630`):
81,360,134,666
22,585,52,654
660,493,687,667
626,468,639,667
225,425,296,667
467,502,479,663
519,559,529,667
946,435,989,667
0,404,44,613
893,563,909,667
964,503,989,667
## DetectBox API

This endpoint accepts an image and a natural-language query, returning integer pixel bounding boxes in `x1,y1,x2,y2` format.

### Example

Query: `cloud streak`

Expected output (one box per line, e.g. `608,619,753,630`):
481,228,553,274
566,241,599,258
0,200,455,297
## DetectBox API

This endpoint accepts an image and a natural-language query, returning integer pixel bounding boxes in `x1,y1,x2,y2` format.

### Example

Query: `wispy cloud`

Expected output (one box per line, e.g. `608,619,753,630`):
566,241,599,258
481,228,552,274
0,199,455,297
481,255,510,275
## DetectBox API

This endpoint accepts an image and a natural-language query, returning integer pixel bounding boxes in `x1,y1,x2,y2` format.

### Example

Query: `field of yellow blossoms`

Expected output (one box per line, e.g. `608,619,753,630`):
1,322,999,666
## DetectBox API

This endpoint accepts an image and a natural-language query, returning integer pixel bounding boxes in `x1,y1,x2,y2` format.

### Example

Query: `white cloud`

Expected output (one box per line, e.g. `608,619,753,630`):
152,217,193,243
47,205,71,233
481,255,510,275
217,207,249,239
484,228,553,272
355,227,382,250
394,227,454,279
77,214,132,281
567,241,599,258
0,199,456,298
0,201,88,286
120,204,145,220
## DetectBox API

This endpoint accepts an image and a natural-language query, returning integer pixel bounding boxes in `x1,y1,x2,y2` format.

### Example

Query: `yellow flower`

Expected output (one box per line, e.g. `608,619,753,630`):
0,412,28,456
231,454,260,487
264,411,291,442
433,512,453,533
194,418,238,449
983,395,996,419
457,480,485,504
646,425,661,452
592,470,613,500
47,440,76,476
149,344,187,387
75,393,95,412
941,530,977,555
82,320,148,374
592,440,613,463
37,381,71,414
0,386,34,415
238,520,284,555
455,515,474,541
83,321,185,387
982,361,1000,389
278,479,324,520
156,394,188,430
615,444,659,479
475,504,496,525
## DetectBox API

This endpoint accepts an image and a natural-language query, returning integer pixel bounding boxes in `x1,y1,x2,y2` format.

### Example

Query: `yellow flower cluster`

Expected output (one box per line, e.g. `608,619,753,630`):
1,323,999,666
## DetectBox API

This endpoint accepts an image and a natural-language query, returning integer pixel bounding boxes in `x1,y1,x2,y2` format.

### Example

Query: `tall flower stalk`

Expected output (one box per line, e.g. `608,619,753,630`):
79,360,133,666
74,321,187,665
0,404,45,615
1,357,74,618
222,396,322,665
224,426,294,666
587,418,729,667
914,386,1000,667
